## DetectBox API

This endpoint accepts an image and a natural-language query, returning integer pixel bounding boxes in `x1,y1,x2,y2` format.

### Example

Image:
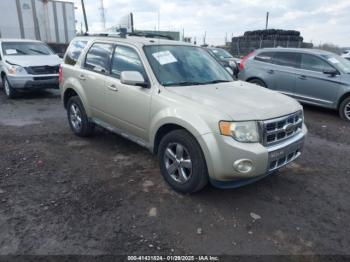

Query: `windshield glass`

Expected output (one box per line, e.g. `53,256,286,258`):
209,48,233,59
2,42,54,56
144,45,233,86
321,54,350,74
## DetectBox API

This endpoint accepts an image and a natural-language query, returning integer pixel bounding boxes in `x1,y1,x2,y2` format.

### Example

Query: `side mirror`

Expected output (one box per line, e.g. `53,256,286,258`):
120,71,148,87
323,69,338,77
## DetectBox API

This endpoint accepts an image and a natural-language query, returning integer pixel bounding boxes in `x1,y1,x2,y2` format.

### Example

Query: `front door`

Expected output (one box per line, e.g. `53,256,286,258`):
294,53,341,107
104,44,152,142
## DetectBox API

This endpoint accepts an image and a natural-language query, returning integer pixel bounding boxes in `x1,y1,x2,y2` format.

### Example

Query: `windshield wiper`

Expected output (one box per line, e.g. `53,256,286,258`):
29,48,48,55
202,80,231,84
164,81,204,86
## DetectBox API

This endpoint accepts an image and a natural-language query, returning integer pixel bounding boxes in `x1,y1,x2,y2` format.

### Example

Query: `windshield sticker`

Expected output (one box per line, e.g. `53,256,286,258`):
152,51,177,65
5,49,17,55
328,57,340,64
212,50,218,53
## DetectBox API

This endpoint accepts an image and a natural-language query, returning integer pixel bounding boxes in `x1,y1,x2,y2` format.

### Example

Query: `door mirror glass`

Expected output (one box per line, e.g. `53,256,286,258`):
225,67,234,75
120,71,148,87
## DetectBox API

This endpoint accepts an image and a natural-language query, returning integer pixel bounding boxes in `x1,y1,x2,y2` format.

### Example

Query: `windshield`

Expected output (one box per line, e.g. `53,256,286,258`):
2,42,54,56
321,54,350,74
144,45,233,86
208,48,233,59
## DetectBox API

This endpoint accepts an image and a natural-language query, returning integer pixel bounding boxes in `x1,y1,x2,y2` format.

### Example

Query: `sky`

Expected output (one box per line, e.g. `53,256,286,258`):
69,0,350,47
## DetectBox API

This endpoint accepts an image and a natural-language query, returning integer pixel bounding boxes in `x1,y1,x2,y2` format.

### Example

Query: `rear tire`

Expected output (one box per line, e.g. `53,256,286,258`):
67,96,94,137
249,78,267,88
2,75,17,99
339,97,350,121
158,129,208,193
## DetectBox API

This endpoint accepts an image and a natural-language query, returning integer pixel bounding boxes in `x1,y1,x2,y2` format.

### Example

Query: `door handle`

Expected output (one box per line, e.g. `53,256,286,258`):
108,84,118,91
79,74,86,81
298,75,307,80
267,69,274,74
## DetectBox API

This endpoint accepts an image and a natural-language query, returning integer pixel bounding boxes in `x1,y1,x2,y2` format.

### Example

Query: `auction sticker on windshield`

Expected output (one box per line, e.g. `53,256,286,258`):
152,51,177,65
328,57,340,64
5,49,17,55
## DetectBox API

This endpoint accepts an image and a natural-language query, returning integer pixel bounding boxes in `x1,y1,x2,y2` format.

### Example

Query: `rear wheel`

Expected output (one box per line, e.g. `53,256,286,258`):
158,130,208,193
249,78,267,88
67,96,94,137
339,97,350,121
2,75,17,99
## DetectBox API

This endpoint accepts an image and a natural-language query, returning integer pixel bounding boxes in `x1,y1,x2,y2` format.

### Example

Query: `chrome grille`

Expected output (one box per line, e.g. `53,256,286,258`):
262,111,303,146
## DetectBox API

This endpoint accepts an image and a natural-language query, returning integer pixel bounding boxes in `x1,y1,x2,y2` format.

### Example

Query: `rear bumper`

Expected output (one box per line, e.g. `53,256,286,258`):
7,74,59,89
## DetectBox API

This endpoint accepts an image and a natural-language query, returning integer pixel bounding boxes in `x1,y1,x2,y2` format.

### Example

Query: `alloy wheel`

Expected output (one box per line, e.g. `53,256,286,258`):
69,103,82,131
345,101,350,121
164,142,192,184
4,79,10,96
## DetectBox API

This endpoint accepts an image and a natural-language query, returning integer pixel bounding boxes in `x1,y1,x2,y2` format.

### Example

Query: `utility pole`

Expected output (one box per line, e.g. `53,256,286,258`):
99,0,106,31
81,0,88,33
265,12,269,30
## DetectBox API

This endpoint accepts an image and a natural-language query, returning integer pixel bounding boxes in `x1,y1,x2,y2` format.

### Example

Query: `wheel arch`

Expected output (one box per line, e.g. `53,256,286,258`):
338,92,350,109
246,77,267,87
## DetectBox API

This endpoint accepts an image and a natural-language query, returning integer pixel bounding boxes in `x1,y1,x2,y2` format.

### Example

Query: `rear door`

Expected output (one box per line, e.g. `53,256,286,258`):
79,42,114,118
270,52,299,95
294,53,341,106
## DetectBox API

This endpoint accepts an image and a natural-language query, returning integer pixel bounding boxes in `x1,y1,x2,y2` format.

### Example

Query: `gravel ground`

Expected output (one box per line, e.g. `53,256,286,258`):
0,89,349,256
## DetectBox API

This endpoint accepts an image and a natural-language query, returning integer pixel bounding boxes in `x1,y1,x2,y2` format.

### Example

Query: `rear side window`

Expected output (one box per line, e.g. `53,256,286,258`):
111,45,146,78
274,52,299,68
254,52,275,63
64,40,88,66
300,54,334,72
84,43,113,74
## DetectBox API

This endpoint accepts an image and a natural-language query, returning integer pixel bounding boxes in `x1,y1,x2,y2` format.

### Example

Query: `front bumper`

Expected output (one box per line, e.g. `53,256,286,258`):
197,124,307,188
7,74,59,89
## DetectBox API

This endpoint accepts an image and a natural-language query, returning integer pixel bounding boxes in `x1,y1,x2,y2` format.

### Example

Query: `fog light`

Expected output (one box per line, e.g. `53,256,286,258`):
233,159,253,174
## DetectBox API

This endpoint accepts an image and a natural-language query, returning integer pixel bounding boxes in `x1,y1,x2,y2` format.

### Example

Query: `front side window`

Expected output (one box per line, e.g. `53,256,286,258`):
274,52,299,68
321,54,350,74
301,54,335,73
254,52,275,64
65,40,88,66
2,42,53,56
111,45,146,78
144,45,232,86
84,43,113,74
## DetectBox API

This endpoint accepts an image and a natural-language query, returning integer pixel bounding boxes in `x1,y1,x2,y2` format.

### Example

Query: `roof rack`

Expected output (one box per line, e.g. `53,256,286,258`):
83,30,174,40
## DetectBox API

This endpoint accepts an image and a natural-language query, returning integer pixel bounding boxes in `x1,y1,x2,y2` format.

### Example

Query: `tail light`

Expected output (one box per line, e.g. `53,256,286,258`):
239,50,255,70
58,64,63,84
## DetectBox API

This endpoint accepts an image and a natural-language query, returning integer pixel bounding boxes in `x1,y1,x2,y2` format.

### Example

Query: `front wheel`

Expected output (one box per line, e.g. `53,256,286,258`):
2,75,17,99
339,97,350,121
158,130,208,193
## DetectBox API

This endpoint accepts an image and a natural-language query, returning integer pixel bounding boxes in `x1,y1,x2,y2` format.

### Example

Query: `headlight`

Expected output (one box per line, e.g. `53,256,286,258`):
219,121,259,143
7,65,26,75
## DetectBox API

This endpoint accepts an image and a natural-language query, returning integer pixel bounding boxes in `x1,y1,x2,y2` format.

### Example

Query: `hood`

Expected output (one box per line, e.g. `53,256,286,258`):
5,55,62,67
168,81,302,121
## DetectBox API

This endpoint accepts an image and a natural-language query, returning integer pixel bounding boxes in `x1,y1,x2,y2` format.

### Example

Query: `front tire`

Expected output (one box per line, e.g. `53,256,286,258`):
339,97,350,121
2,75,17,99
67,96,94,137
158,130,208,193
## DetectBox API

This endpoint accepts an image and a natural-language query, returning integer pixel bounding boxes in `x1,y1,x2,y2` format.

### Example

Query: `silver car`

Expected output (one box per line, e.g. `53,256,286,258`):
0,39,62,98
238,48,350,121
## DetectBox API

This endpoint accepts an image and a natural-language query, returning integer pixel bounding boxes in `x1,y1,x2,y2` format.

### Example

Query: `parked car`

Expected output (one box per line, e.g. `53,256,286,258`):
205,47,240,77
0,39,62,98
238,48,350,121
341,50,350,61
60,35,307,193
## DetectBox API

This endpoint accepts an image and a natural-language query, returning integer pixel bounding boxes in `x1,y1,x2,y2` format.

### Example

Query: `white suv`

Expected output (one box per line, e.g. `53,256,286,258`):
0,39,62,98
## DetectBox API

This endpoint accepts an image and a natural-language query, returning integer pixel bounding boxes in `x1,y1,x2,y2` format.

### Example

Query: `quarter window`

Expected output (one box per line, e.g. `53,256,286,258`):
301,54,334,72
64,40,87,66
111,45,146,78
254,52,274,63
273,52,299,68
84,43,113,74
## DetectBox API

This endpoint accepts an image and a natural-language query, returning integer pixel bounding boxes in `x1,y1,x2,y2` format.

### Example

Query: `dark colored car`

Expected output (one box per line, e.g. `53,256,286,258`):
205,47,240,77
